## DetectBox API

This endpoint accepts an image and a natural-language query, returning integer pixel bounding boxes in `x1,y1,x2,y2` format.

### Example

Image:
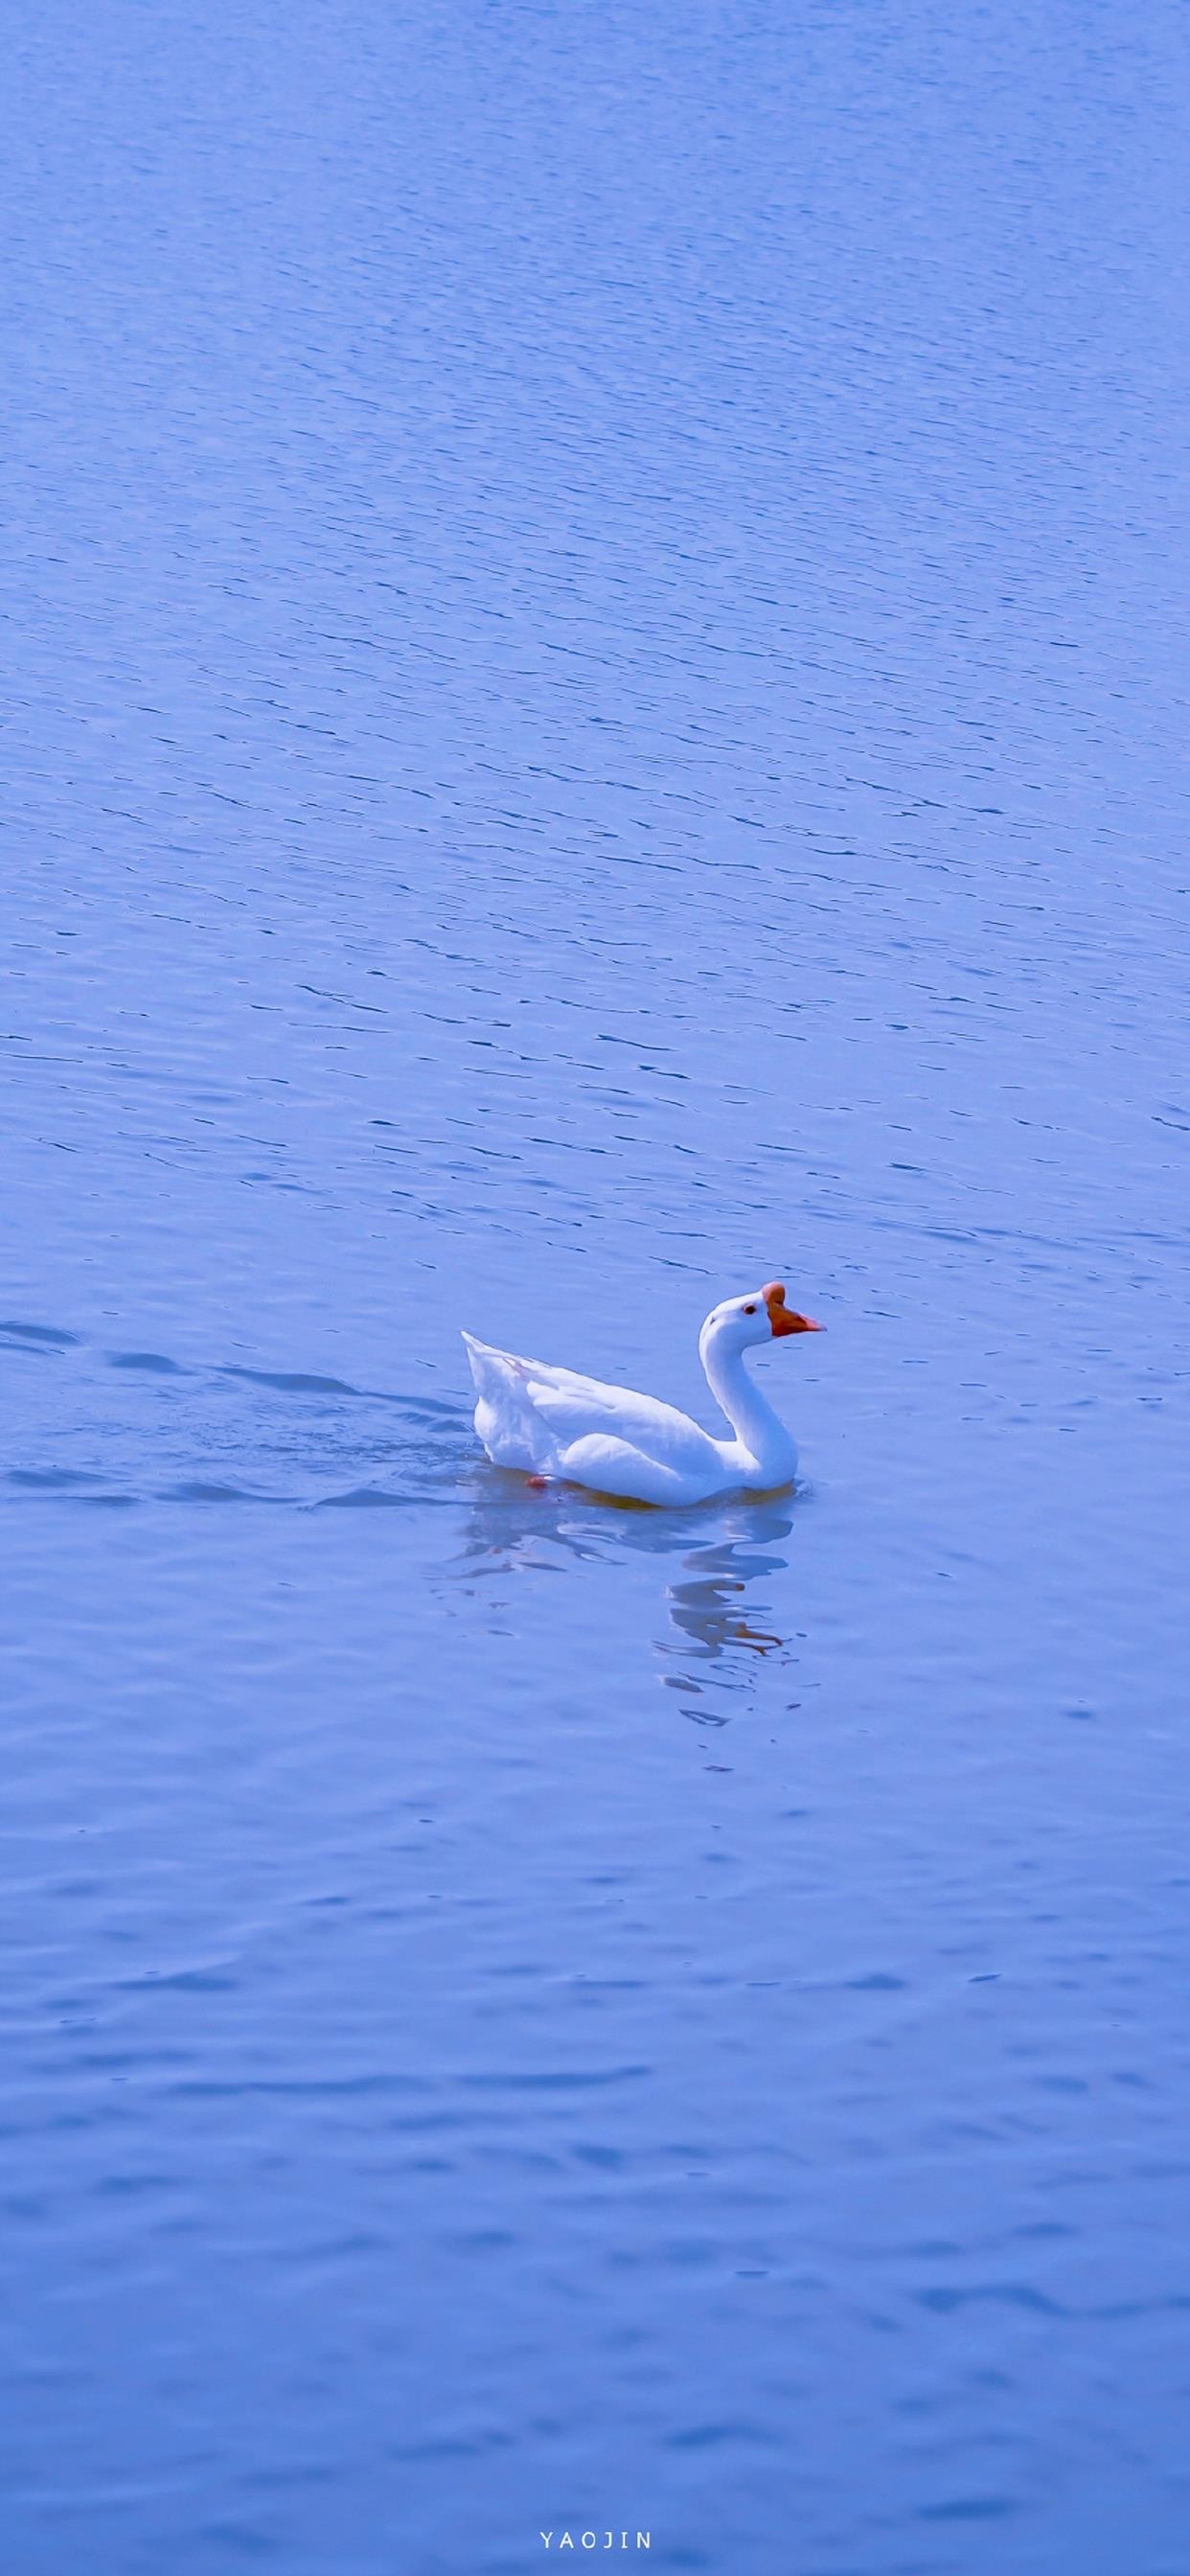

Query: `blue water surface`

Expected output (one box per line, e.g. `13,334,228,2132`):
4,1,1190,2569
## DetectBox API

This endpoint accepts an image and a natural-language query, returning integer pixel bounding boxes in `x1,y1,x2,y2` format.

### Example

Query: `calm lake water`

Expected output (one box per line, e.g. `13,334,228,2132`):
4,1,1189,2569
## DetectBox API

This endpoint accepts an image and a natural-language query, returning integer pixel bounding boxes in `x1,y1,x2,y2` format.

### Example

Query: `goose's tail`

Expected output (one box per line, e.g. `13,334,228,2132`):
461,1330,556,1473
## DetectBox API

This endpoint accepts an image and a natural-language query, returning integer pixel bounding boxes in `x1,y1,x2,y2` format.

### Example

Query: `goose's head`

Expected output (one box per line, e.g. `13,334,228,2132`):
699,1280,823,1357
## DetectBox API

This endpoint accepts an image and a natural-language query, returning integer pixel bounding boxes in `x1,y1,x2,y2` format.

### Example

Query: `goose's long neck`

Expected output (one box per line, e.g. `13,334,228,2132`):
700,1333,789,1468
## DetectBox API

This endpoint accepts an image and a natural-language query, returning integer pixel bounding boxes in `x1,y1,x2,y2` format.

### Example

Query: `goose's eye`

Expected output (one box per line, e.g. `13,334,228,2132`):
743,1303,757,1315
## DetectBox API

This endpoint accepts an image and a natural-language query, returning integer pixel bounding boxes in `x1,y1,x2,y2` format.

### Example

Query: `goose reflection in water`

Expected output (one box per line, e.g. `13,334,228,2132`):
655,1506,794,1725
455,1473,797,1722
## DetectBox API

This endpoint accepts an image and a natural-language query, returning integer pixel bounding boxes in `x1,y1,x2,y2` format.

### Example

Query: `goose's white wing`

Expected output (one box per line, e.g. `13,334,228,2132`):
462,1332,720,1477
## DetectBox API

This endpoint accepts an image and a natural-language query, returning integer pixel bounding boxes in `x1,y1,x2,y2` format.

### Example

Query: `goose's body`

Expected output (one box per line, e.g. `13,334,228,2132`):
463,1282,821,1506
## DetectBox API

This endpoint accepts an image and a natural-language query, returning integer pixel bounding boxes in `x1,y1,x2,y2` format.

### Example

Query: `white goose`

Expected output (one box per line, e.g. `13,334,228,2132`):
463,1282,822,1506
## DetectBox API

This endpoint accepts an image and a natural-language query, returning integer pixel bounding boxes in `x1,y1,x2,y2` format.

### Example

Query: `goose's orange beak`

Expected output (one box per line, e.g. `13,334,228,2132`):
764,1279,823,1337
